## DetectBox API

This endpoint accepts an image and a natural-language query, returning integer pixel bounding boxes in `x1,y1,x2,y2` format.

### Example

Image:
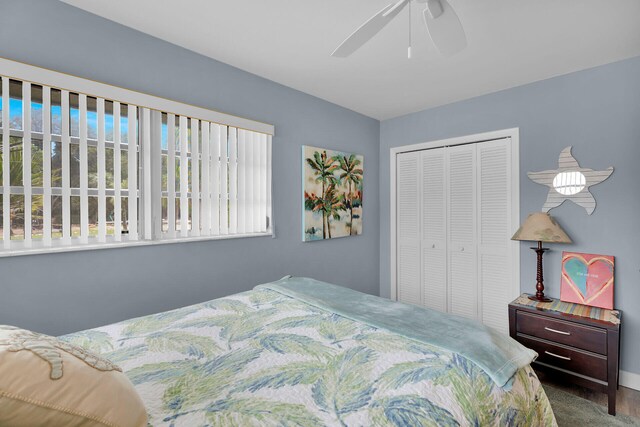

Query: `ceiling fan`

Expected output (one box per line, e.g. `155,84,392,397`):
331,0,466,58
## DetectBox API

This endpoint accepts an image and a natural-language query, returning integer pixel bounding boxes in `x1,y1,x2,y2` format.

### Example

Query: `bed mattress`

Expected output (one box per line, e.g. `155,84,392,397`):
61,285,556,426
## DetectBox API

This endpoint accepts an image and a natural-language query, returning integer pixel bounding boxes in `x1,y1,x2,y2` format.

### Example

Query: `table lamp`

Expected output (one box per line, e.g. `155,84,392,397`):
512,212,572,302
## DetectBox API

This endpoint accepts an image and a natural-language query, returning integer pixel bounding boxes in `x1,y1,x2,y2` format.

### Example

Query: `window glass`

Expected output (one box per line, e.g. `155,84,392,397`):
9,136,23,186
121,150,128,190
69,93,79,137
105,147,114,189
10,195,24,240
51,89,61,136
105,101,114,142
88,146,98,188
71,196,81,237
106,196,115,235
31,139,43,187
0,77,3,129
9,80,23,131
51,140,62,187
70,143,80,188
31,195,43,239
31,85,43,133
51,195,62,239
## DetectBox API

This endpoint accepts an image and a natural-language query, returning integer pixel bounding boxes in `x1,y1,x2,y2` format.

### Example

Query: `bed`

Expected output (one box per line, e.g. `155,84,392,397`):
60,277,556,426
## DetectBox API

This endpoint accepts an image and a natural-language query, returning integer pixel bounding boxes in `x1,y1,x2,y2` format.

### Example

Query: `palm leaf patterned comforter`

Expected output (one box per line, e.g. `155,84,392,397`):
61,288,556,426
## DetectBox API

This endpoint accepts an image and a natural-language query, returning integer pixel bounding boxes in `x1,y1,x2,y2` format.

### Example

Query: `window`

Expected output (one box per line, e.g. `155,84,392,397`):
0,59,273,255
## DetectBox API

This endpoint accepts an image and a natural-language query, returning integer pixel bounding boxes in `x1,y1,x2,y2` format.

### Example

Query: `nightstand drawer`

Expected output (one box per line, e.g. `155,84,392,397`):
518,335,608,381
509,298,621,415
516,311,607,355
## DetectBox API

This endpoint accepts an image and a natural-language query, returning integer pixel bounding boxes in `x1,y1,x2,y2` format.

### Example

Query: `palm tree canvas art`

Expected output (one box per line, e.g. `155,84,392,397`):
302,145,363,242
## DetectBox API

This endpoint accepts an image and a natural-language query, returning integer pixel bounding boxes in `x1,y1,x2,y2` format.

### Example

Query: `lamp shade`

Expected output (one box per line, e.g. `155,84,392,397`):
511,212,572,243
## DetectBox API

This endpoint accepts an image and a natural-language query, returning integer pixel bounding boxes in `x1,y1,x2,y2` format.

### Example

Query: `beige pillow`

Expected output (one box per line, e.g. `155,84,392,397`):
0,325,147,427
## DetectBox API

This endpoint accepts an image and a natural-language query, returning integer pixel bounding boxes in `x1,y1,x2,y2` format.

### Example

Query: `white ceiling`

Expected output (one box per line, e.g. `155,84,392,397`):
62,0,640,120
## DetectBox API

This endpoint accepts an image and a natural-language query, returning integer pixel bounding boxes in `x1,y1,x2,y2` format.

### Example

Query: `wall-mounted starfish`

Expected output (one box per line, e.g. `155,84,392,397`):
528,146,613,215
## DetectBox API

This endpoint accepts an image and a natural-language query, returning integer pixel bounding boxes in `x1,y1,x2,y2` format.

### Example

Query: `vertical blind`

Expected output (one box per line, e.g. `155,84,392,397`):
0,69,272,253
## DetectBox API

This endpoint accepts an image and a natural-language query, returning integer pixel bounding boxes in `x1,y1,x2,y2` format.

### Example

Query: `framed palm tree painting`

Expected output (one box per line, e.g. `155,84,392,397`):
303,146,363,242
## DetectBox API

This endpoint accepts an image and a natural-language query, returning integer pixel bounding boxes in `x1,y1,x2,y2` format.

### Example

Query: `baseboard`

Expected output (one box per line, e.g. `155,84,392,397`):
620,370,640,391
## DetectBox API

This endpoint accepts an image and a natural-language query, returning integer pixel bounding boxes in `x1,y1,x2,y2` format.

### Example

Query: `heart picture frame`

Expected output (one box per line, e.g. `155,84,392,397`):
560,251,614,309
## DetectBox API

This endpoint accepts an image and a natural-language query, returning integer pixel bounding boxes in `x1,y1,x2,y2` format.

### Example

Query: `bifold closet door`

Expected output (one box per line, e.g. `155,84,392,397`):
421,149,447,312
396,152,421,305
447,144,478,320
396,137,516,331
477,139,513,334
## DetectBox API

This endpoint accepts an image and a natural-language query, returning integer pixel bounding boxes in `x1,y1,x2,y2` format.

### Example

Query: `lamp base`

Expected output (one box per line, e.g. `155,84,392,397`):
528,294,552,303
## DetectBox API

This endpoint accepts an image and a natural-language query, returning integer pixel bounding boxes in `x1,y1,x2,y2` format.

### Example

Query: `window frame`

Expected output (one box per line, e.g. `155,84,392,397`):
0,57,274,257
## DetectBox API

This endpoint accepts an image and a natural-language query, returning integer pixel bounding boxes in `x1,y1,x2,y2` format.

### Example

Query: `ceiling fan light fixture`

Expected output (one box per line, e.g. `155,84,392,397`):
331,0,465,58
426,0,444,19
423,0,467,56
383,0,410,18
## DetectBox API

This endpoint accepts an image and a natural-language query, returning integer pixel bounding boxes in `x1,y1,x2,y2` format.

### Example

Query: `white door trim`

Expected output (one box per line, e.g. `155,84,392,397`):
390,127,520,301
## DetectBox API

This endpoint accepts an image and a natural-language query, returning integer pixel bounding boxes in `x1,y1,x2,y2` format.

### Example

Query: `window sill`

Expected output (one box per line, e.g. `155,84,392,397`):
0,231,274,258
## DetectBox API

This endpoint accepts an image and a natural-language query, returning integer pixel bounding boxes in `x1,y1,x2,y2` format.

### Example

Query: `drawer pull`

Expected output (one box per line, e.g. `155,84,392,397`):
544,327,571,336
545,351,571,361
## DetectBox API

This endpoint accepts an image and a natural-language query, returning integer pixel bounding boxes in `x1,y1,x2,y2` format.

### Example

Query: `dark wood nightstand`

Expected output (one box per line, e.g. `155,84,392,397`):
508,295,621,415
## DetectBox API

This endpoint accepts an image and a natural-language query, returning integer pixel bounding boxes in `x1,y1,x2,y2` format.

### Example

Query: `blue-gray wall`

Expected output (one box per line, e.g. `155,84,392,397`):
2,0,638,377
0,0,380,335
379,56,640,375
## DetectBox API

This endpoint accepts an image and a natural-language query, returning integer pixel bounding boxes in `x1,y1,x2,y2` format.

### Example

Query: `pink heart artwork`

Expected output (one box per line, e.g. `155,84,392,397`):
560,252,614,309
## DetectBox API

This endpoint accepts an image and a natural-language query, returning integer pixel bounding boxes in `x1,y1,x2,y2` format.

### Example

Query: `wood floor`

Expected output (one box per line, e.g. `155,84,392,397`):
536,369,640,419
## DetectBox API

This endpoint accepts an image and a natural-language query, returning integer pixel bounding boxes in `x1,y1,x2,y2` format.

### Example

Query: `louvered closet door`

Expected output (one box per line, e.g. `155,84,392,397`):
478,139,513,333
421,149,447,312
447,144,478,319
396,152,421,306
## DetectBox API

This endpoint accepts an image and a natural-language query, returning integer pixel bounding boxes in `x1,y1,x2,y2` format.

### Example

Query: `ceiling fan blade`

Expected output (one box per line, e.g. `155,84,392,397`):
332,0,410,57
423,0,467,57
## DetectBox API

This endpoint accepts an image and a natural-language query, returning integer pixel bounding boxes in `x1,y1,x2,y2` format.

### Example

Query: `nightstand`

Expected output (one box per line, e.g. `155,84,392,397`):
508,295,621,415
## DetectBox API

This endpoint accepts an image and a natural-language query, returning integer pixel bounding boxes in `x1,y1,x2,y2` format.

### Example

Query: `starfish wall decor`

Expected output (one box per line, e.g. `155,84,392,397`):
528,146,613,215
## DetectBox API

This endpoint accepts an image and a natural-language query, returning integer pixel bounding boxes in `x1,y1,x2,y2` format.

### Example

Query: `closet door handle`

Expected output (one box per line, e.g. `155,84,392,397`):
545,351,571,361
544,327,571,336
